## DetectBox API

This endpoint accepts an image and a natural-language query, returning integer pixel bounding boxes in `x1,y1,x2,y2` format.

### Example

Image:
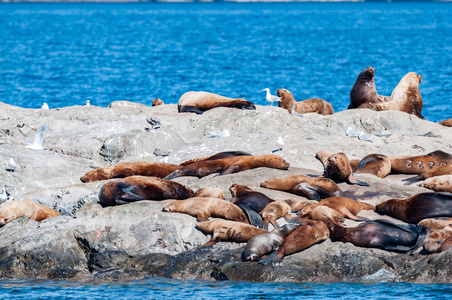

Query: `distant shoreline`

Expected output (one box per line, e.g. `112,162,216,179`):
0,0,448,3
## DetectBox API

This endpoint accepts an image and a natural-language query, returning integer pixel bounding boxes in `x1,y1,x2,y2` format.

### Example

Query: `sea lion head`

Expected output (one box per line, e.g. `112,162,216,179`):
152,98,164,106
260,179,278,189
229,184,252,197
162,201,177,212
325,153,352,180
80,168,109,183
358,66,375,82
423,227,452,254
267,155,290,170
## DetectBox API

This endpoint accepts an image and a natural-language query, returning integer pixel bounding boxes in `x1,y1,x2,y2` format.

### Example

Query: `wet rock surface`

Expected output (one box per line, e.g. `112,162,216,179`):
1,101,452,283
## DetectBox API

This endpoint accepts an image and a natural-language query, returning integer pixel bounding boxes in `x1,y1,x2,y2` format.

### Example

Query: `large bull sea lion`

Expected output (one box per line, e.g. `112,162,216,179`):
179,151,252,166
349,66,390,109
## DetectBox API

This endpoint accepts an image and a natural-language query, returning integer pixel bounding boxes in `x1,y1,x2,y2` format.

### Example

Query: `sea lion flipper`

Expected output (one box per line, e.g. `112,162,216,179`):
402,175,422,185
242,207,263,228
293,183,321,201
179,105,204,114
116,183,146,201
373,219,416,234
220,164,241,176
347,176,369,186
258,251,277,266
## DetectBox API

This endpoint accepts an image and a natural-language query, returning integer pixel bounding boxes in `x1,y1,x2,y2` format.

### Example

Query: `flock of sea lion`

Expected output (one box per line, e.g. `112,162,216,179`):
1,66,452,267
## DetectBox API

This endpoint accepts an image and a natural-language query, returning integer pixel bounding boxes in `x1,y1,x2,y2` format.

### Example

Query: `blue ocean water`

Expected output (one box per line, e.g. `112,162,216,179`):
0,3,452,122
0,277,451,299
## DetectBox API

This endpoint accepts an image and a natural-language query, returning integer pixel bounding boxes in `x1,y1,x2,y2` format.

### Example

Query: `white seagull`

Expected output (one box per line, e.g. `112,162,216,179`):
41,103,49,110
263,88,281,106
0,188,7,201
7,158,16,172
26,123,48,150
272,137,284,153
86,100,91,107
345,127,362,137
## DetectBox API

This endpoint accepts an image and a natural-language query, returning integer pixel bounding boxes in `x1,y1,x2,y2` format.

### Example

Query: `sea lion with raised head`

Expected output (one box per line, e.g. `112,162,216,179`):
349,66,390,109
196,220,268,247
98,176,194,207
259,201,293,230
179,151,252,166
178,91,255,114
241,223,300,262
80,161,180,183
165,154,290,180
162,197,248,223
277,88,334,115
375,192,452,224
321,152,369,186
152,98,164,106
260,175,344,201
328,219,429,254
0,199,61,226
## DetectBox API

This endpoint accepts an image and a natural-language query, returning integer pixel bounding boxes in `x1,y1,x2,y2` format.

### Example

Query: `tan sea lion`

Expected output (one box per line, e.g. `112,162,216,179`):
375,192,452,223
80,161,180,183
162,197,248,223
193,187,225,199
354,153,391,178
322,152,369,186
420,175,452,193
259,201,293,230
165,154,290,180
390,150,452,175
440,235,452,252
298,206,344,224
439,119,452,127
358,72,424,119
349,66,391,109
196,220,268,247
423,226,452,254
178,91,255,114
0,199,61,226
180,151,252,166
418,218,452,231
259,218,330,266
300,197,374,221
260,175,344,201
152,98,164,106
98,176,194,207
282,199,318,212
277,88,333,115
241,223,300,262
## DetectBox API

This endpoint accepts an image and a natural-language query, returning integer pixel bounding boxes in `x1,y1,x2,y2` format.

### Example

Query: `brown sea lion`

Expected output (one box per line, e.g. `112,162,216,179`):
241,223,300,262
375,192,452,223
193,187,226,199
229,184,275,228
440,235,452,252
282,199,318,212
180,151,252,166
349,66,390,109
298,206,344,224
358,72,424,119
420,175,452,193
259,218,330,266
152,98,164,106
354,154,391,178
277,88,334,115
0,199,61,226
165,154,290,180
259,201,293,230
423,227,452,254
321,152,369,186
418,218,452,231
260,175,344,201
98,176,194,207
196,220,268,247
178,91,255,114
162,197,248,223
328,219,429,254
439,119,452,127
300,197,374,221
391,150,452,175
80,161,180,183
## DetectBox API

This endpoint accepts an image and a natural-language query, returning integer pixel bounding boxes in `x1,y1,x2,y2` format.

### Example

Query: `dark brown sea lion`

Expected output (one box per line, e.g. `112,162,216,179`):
423,227,452,254
178,91,255,114
98,176,194,207
349,66,390,109
354,154,391,178
277,88,334,115
193,187,226,199
300,197,374,221
179,151,252,166
152,98,164,106
162,197,248,223
321,152,369,186
260,175,344,201
439,119,452,127
328,219,429,254
241,223,300,262
298,206,344,224
420,175,452,193
165,155,290,180
196,220,268,247
259,218,330,266
229,184,275,228
391,150,452,175
80,161,180,183
358,72,424,119
0,199,61,226
259,201,293,230
375,192,452,223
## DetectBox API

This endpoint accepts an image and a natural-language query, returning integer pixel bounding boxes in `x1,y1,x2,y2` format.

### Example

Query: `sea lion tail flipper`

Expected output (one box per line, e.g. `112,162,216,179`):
293,183,321,201
116,183,146,201
288,218,306,226
258,251,277,266
348,177,369,186
179,105,204,114
402,175,422,185
164,170,183,180
412,226,430,255
242,207,264,228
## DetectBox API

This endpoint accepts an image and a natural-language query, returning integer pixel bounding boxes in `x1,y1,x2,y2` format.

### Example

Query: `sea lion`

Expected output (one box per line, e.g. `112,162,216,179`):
0,199,61,226
328,219,429,254
241,223,300,262
358,72,424,119
80,161,180,183
152,98,164,106
391,150,452,175
282,199,318,212
277,88,334,115
354,154,391,178
349,66,390,109
259,201,293,230
375,192,452,223
193,187,226,199
179,151,252,166
420,175,452,193
260,175,344,200
164,154,290,180
321,152,369,186
298,206,344,224
162,197,248,223
418,218,452,231
178,91,255,114
440,235,452,252
98,176,194,207
300,197,374,221
259,218,330,266
439,119,452,127
423,227,452,254
196,220,268,247
229,184,275,228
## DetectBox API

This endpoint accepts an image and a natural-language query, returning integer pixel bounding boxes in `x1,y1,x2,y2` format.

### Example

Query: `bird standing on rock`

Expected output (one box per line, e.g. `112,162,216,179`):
263,88,281,106
7,158,16,172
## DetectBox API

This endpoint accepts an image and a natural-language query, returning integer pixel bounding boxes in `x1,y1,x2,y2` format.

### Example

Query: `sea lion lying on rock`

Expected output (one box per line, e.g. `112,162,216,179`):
179,151,252,166
299,197,374,221
165,154,290,180
98,176,194,207
418,218,452,231
420,175,452,193
349,66,391,109
297,206,344,225
439,119,452,127
193,187,226,199
317,151,369,186
391,150,452,176
259,201,293,230
423,226,452,254
0,199,61,226
277,88,334,115
178,91,255,114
